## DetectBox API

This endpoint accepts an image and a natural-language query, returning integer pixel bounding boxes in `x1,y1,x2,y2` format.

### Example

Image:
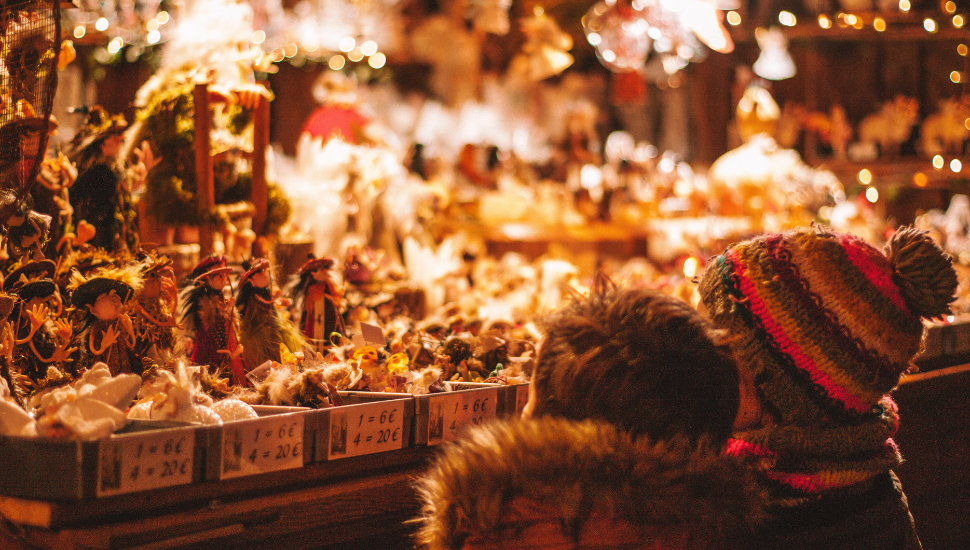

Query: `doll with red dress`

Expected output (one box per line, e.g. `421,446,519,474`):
292,256,344,352
180,256,246,385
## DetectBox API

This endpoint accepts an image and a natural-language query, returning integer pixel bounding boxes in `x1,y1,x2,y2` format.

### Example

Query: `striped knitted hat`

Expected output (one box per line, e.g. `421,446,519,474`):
700,226,957,501
699,225,957,428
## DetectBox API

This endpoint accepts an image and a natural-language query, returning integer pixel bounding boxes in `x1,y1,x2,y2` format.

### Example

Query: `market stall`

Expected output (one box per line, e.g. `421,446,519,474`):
1,0,969,548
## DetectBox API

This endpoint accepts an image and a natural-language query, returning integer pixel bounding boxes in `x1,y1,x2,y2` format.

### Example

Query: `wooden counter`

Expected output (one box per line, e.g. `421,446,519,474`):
0,447,435,549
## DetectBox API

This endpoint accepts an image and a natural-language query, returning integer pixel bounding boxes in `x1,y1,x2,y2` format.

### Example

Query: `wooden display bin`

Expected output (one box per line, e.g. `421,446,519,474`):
413,382,503,446
203,407,313,482
0,421,204,501
312,392,415,463
501,383,530,418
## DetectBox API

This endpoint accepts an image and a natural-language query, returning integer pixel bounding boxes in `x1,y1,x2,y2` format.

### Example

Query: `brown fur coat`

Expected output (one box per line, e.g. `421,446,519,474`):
415,417,765,550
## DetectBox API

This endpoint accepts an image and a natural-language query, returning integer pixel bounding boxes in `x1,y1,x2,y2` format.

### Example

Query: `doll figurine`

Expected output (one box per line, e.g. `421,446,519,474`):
63,106,148,252
293,256,344,351
6,260,75,382
131,253,180,364
70,267,141,376
180,256,247,386
0,291,25,405
235,258,306,369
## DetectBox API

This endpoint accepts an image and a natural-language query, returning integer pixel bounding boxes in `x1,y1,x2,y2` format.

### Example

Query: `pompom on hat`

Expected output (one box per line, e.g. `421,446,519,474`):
699,225,957,427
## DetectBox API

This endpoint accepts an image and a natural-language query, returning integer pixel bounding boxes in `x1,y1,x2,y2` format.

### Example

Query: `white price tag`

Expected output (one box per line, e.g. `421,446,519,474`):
514,384,530,415
328,402,405,459
427,388,498,444
219,414,304,480
97,430,195,496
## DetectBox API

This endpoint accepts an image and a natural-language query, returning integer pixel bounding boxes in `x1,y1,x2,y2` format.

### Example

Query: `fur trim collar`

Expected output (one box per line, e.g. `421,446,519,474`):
415,417,765,550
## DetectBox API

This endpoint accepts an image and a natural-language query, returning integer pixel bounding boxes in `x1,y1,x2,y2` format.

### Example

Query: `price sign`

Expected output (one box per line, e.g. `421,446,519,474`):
514,384,530,415
328,401,405,459
97,430,195,496
427,388,498,445
219,414,304,480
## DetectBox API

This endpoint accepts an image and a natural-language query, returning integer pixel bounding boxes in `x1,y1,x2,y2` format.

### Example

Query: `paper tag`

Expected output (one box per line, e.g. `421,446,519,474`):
359,322,385,345
219,414,304,480
97,430,195,497
514,384,530,415
427,388,498,445
328,401,406,459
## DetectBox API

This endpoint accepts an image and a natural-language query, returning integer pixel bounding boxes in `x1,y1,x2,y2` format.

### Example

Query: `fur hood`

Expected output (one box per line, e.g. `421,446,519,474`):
415,417,766,550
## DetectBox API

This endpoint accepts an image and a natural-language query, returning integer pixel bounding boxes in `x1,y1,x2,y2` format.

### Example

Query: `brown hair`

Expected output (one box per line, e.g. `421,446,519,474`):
531,283,740,445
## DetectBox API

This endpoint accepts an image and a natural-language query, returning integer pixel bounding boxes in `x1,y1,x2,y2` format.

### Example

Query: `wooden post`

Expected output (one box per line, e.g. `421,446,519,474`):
251,84,270,235
194,83,214,256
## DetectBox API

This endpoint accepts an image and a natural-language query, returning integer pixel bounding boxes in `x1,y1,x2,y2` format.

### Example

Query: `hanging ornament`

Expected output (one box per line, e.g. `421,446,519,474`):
471,0,513,35
668,0,735,53
516,8,574,82
753,27,795,81
583,0,652,73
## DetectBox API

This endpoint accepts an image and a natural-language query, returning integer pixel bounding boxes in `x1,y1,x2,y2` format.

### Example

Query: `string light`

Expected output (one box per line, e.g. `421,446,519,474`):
683,257,699,279
251,30,266,45
107,36,124,54
899,0,911,12
348,48,364,62
587,32,602,45
779,11,796,26
73,26,85,39
339,37,355,53
959,44,968,56
819,15,832,29
328,55,345,70
157,11,169,24
727,11,741,26
945,1,957,14
368,52,386,69
952,71,963,83
914,172,928,187
146,19,159,32
360,41,378,56
858,169,872,185
933,155,945,169
951,159,963,173
95,17,109,31
865,187,879,203
954,15,965,28
873,17,886,32
147,30,161,44
924,18,937,32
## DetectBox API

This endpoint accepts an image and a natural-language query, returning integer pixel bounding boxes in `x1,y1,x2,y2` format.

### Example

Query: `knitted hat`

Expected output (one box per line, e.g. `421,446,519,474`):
699,225,957,427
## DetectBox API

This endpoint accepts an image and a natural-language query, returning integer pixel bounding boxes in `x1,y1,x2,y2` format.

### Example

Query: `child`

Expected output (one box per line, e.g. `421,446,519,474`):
416,416,764,550
698,225,957,549
416,284,764,549
524,282,744,445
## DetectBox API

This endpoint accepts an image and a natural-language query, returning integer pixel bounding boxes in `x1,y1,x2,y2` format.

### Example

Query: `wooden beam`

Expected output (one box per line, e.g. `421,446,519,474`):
251,84,271,236
194,84,214,256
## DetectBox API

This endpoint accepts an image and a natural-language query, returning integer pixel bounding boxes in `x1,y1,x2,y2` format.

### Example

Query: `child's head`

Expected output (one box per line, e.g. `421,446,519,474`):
698,225,957,429
524,285,741,446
